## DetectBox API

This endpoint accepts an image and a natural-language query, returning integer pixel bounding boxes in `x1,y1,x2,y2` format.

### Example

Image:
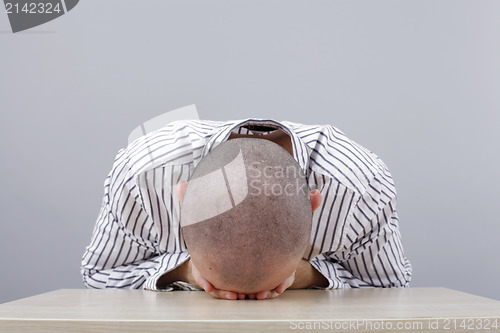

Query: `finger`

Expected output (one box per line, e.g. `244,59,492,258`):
275,278,292,294
256,291,269,300
237,293,246,300
275,282,287,294
276,272,295,294
268,291,280,299
207,287,238,300
256,290,275,300
209,289,238,300
195,274,214,293
247,293,256,300
257,290,280,300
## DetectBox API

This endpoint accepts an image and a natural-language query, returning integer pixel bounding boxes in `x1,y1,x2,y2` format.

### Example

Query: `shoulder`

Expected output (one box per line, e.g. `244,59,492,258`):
287,122,391,195
107,120,222,190
125,120,223,170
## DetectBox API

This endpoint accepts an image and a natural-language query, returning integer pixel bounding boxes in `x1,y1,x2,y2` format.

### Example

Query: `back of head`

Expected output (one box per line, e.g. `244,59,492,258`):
181,138,312,293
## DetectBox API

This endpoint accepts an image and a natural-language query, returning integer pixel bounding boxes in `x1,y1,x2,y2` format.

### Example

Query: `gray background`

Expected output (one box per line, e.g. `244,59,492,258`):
1,0,499,304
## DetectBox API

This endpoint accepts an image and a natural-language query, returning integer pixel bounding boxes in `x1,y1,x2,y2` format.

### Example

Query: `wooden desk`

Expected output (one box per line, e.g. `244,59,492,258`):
0,288,499,332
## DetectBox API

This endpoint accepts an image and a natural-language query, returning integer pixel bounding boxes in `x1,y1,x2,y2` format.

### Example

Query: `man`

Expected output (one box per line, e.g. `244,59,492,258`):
81,118,412,300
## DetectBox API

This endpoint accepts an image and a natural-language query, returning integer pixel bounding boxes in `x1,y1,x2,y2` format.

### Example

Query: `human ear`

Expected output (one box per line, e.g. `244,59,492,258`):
176,181,188,203
310,189,322,212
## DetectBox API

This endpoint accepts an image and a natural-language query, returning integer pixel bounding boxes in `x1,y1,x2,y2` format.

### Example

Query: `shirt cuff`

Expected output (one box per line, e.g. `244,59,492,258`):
308,258,340,289
143,252,192,291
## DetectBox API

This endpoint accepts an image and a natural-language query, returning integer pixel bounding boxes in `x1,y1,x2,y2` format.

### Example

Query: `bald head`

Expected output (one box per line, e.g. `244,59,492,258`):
181,138,312,293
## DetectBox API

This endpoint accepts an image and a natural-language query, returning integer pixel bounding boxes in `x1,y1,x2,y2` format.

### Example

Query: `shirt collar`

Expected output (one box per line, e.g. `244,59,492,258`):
201,118,310,173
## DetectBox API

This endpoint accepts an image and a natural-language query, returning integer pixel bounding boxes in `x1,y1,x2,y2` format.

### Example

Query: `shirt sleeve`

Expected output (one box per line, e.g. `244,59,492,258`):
309,169,412,288
80,149,193,291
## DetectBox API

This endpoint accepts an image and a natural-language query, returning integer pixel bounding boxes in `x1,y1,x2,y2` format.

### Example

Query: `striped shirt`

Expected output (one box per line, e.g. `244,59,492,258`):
81,119,412,290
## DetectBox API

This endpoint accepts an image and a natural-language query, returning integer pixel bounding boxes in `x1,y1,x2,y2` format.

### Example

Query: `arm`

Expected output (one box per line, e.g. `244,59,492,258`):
81,149,191,291
156,257,328,300
157,259,250,300
306,173,412,288
289,259,329,289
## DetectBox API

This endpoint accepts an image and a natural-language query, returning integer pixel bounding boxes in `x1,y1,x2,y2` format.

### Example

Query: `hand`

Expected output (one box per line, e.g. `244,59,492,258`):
253,258,329,298
164,258,326,299
197,269,296,301
254,271,296,300
184,259,243,300
187,259,296,300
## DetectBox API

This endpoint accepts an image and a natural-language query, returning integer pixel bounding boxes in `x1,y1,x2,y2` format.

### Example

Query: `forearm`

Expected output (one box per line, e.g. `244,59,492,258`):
156,258,200,289
82,259,160,289
158,258,329,292
290,259,329,289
